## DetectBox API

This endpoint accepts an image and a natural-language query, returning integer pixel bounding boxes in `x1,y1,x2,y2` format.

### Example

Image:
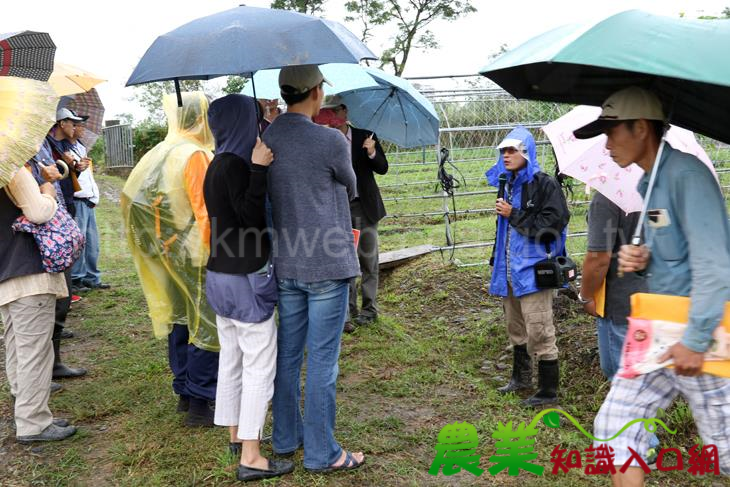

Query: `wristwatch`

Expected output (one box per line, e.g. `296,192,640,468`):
577,292,593,304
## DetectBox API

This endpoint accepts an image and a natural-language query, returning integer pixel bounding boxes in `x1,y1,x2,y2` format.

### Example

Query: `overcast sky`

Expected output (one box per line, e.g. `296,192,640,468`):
3,0,728,121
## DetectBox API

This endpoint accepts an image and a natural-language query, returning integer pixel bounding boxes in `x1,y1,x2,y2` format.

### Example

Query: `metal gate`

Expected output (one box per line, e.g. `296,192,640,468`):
103,123,134,168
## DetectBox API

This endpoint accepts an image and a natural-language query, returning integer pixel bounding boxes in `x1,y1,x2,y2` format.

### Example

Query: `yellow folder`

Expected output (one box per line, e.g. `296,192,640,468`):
630,293,730,378
594,279,606,318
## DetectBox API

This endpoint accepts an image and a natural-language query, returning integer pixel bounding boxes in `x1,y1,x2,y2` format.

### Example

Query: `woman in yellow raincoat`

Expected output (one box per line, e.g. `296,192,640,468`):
121,91,219,426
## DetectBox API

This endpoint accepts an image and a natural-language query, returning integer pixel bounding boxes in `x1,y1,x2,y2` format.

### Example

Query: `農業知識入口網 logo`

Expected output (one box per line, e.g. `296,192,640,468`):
428,410,720,477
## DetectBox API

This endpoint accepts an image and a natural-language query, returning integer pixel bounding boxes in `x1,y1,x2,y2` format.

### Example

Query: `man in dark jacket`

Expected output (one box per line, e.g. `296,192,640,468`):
486,126,569,407
321,95,389,332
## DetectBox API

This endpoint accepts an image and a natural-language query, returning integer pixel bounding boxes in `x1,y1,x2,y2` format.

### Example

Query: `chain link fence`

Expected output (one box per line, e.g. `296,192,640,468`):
375,75,730,268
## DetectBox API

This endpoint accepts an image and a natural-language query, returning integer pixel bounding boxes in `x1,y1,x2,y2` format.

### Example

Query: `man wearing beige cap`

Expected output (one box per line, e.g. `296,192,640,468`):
576,87,730,484
263,65,365,473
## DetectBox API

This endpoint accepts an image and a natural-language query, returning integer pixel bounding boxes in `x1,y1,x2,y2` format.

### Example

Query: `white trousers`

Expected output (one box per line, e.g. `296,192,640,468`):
214,314,277,440
1,294,55,436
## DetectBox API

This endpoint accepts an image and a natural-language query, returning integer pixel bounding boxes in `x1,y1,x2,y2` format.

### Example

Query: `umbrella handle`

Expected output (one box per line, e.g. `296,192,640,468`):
251,74,263,137
55,160,70,180
618,129,670,279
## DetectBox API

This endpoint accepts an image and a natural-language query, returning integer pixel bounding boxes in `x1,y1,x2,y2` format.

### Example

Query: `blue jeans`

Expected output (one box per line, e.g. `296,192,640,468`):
598,317,660,451
596,317,627,381
272,278,349,469
71,199,101,286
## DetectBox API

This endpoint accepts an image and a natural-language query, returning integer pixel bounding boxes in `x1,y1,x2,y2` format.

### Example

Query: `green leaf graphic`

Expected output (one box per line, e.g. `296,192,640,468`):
542,411,560,428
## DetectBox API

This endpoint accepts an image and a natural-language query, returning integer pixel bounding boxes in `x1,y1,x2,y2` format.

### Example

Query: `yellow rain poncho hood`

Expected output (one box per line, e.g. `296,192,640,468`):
122,91,219,351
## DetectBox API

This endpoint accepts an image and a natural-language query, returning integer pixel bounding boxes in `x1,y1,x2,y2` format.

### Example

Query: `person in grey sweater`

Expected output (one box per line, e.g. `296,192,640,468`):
265,112,359,282
263,65,365,473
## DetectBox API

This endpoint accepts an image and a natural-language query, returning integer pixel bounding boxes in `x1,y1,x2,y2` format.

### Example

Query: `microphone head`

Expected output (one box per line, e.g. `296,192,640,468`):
498,173,508,183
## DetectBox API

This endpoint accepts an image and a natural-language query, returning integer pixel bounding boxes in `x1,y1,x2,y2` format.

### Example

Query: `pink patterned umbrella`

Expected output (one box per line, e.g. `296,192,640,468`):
543,105,716,214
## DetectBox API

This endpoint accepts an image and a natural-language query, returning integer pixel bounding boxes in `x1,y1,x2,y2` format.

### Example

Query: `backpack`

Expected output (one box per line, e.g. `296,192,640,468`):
126,147,195,259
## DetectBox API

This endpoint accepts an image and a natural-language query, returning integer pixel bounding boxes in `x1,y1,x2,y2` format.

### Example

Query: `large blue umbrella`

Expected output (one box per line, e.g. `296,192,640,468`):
126,6,376,86
337,67,439,148
241,63,378,99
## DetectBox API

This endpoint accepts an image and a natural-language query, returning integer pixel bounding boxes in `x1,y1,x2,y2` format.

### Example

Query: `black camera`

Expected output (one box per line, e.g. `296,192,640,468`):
534,255,577,289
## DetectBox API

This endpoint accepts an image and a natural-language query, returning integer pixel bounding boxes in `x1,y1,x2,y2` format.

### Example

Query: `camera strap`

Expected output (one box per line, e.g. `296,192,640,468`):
544,240,553,259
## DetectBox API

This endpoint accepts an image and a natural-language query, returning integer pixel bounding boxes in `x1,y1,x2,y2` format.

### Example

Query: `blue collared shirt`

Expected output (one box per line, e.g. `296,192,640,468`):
639,146,730,352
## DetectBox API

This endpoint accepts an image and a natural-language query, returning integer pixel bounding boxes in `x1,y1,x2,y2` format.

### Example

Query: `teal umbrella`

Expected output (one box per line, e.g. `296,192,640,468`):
479,9,730,144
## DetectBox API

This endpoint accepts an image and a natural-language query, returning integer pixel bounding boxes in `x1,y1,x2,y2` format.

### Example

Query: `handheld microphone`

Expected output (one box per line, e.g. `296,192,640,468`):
497,173,508,201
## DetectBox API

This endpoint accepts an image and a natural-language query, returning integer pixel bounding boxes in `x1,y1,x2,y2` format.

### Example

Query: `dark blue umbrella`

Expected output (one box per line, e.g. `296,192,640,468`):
126,5,376,86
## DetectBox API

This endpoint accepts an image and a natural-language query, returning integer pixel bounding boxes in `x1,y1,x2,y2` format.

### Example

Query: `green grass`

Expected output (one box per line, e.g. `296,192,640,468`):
0,174,725,486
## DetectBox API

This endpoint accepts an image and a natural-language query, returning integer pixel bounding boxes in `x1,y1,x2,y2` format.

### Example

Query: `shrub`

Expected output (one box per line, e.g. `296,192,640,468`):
133,121,167,162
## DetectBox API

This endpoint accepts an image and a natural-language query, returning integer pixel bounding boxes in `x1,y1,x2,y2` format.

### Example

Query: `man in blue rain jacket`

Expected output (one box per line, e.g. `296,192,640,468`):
486,126,569,407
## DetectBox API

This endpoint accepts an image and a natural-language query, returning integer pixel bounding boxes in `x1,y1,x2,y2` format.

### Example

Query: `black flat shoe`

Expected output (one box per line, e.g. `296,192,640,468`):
236,458,294,482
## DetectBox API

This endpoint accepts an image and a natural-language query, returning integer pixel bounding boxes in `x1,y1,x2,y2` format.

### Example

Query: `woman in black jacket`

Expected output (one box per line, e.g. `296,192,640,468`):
203,94,293,482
